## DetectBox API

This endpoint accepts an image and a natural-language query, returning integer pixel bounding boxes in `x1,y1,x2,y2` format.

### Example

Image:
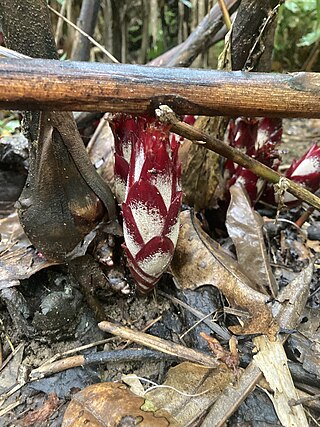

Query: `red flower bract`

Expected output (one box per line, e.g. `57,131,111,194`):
111,114,182,293
283,143,320,205
226,117,282,204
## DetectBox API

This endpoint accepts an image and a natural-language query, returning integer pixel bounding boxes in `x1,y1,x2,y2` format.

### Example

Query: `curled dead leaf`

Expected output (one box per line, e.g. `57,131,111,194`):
62,382,179,427
171,210,278,337
145,362,234,426
226,184,278,297
0,212,58,289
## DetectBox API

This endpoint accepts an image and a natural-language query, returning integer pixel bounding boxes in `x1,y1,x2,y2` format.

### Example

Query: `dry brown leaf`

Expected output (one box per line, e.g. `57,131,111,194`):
298,306,320,342
0,212,57,289
306,239,320,252
171,210,277,337
87,115,115,191
0,211,29,252
253,336,309,427
21,393,60,427
145,362,234,426
272,262,313,331
201,262,313,426
62,382,179,427
226,184,278,297
0,343,24,396
200,333,239,373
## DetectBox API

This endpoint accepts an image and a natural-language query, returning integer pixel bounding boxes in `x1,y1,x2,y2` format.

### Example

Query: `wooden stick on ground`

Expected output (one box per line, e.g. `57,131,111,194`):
156,106,320,211
98,321,219,368
30,349,174,379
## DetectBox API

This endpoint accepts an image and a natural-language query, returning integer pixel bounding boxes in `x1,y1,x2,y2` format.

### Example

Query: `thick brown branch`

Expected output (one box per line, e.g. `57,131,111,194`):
0,58,320,117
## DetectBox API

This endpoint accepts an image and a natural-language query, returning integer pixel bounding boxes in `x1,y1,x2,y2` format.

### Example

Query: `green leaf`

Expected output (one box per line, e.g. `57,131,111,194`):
284,1,300,13
298,28,320,46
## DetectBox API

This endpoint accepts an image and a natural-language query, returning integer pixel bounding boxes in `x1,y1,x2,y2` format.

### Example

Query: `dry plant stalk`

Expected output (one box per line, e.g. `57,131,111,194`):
156,106,320,211
98,321,219,368
253,335,309,427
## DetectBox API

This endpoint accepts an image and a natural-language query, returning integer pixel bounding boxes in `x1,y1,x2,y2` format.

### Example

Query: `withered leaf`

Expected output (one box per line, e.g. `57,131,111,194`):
226,184,278,297
0,212,57,289
202,262,313,426
21,393,60,427
171,210,277,337
62,382,179,427
87,116,115,191
253,336,308,427
0,212,29,252
145,362,234,427
272,262,313,331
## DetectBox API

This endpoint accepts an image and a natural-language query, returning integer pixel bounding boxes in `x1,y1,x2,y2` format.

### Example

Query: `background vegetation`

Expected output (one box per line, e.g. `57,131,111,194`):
48,0,320,71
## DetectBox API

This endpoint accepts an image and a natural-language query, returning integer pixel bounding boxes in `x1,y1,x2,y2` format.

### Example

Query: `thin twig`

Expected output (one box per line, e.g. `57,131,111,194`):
304,407,320,427
0,46,29,59
295,207,315,228
98,321,219,368
180,310,217,340
156,105,320,211
117,315,163,350
47,4,119,63
37,337,116,368
217,0,232,30
290,393,320,407
0,399,23,418
0,342,23,373
30,349,175,379
244,4,281,71
158,290,230,340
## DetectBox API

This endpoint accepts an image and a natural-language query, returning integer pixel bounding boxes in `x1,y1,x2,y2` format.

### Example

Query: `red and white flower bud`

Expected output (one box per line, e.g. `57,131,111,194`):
111,114,182,293
283,143,320,205
226,117,282,204
261,144,320,207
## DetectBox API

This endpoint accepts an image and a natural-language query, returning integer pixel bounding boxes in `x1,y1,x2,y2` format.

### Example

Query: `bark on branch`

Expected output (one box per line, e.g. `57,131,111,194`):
0,58,320,117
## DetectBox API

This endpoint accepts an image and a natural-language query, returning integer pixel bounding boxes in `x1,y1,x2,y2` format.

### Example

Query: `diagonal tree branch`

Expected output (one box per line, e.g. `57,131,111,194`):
156,106,320,211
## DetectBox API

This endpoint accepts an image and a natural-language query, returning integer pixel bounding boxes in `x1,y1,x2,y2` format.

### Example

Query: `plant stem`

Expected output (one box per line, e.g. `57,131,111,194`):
156,106,320,211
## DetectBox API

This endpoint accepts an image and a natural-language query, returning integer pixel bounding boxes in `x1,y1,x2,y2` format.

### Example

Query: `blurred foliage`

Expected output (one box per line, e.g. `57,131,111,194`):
128,2,180,62
45,0,320,71
0,113,20,137
146,7,178,61
274,0,320,71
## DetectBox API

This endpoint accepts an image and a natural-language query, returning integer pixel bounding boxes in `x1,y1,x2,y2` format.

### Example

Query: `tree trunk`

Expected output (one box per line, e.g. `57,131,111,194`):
120,2,128,63
140,0,150,63
0,0,115,261
71,0,100,61
231,0,282,71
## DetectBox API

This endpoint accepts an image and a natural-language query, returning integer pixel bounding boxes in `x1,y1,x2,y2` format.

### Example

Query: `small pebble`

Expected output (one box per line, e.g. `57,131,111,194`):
307,225,320,241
